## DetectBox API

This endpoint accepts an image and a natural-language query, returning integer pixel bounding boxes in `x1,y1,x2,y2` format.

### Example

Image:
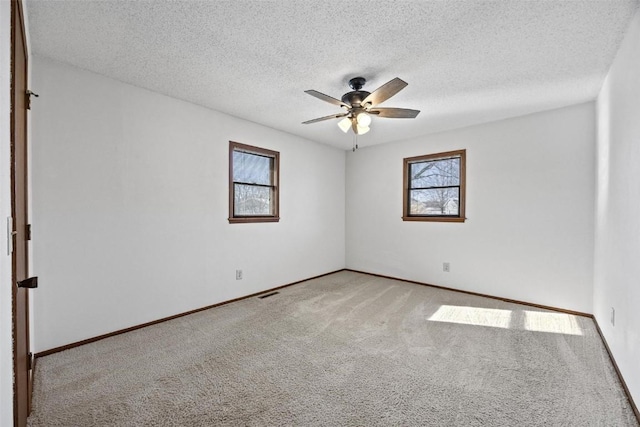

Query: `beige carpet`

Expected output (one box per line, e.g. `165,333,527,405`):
29,271,638,426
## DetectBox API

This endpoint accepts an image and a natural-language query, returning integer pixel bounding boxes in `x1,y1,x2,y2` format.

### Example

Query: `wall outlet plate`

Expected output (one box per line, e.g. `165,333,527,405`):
443,262,450,272
236,269,243,280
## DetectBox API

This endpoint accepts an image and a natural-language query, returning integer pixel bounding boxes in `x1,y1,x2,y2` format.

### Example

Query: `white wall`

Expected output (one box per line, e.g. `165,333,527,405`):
31,57,345,352
595,9,640,405
346,103,596,314
0,0,14,423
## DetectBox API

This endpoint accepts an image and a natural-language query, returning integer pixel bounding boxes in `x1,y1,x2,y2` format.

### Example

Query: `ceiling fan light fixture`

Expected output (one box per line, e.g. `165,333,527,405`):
356,112,371,127
356,124,370,135
338,117,352,133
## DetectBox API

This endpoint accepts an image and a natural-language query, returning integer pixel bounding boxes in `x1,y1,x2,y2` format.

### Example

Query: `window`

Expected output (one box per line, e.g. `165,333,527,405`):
229,141,279,223
403,149,466,222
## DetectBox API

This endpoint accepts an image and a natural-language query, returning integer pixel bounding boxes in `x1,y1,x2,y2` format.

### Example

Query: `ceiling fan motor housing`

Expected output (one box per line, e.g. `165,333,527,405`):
342,90,371,108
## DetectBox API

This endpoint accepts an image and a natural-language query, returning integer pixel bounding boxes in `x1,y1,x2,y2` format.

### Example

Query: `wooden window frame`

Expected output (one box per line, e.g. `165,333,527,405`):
228,141,280,224
402,149,466,223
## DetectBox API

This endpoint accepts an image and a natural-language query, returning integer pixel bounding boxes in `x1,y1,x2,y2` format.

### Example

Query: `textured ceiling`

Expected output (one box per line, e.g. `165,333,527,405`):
26,1,638,150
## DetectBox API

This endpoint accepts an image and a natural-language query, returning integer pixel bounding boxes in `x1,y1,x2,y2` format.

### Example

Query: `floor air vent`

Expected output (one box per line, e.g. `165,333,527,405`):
258,291,279,299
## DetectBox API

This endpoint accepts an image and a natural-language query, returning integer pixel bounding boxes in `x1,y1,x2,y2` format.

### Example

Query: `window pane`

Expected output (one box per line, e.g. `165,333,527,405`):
233,151,272,185
410,158,460,188
409,187,459,215
234,184,273,216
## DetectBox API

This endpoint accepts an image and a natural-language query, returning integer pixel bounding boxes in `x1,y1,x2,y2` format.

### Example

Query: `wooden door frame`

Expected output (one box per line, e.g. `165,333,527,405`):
10,0,31,425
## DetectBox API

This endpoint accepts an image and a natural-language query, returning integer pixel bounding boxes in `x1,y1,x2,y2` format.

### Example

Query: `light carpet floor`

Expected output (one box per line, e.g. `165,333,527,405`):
29,271,638,426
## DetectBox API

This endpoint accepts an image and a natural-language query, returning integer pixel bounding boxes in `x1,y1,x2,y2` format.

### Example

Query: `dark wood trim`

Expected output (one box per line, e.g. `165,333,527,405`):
228,216,280,224
10,0,18,420
228,141,280,224
402,216,465,223
591,317,640,423
34,269,341,358
11,0,32,425
344,269,592,317
403,149,466,223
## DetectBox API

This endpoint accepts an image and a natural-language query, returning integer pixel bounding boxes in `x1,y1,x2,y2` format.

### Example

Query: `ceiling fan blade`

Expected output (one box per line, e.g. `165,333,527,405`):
361,77,408,107
369,107,420,118
302,112,348,124
305,90,349,108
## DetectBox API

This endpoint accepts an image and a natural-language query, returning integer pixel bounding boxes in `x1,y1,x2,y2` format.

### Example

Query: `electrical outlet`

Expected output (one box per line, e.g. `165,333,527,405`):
443,262,450,273
611,307,615,326
236,269,243,280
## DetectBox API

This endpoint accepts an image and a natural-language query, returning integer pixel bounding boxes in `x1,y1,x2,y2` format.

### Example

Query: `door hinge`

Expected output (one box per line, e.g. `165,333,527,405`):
26,224,31,241
28,353,33,370
26,90,39,110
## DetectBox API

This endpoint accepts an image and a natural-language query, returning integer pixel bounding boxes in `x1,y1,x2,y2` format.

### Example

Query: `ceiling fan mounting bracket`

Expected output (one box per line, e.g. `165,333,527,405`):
348,77,367,91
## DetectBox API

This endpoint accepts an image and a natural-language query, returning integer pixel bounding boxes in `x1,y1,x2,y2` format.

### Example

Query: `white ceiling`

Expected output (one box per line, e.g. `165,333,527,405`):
26,1,638,150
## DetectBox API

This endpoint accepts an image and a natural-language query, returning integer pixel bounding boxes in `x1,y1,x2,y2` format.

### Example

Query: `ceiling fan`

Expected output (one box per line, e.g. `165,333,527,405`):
302,76,420,136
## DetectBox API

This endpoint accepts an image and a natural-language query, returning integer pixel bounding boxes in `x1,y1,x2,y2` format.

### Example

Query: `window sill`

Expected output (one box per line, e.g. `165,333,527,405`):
402,216,465,223
228,217,280,224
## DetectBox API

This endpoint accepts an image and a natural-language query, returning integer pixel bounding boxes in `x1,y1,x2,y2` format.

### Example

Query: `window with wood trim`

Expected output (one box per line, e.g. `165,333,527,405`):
229,141,279,223
403,149,466,222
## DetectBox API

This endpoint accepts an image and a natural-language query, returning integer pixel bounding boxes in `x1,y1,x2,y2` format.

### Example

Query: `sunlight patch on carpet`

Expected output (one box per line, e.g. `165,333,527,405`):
428,305,584,336
524,310,583,336
428,305,512,329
